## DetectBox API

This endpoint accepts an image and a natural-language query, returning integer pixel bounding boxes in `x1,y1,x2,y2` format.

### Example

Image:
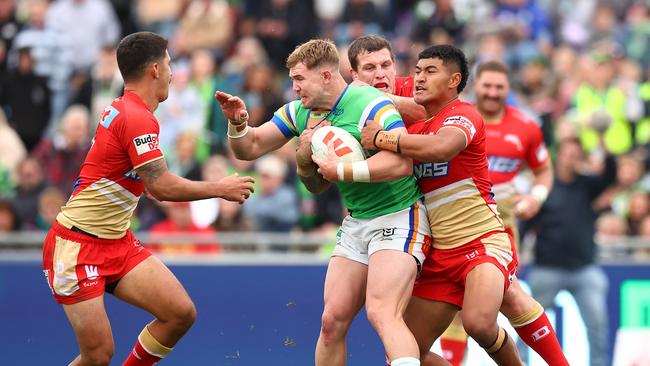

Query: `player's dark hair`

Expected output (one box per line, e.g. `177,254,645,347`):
348,35,395,71
116,32,168,82
418,45,469,94
476,60,510,79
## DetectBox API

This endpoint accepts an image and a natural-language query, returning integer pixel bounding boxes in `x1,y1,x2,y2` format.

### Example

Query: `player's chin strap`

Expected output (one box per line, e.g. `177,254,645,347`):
373,130,402,153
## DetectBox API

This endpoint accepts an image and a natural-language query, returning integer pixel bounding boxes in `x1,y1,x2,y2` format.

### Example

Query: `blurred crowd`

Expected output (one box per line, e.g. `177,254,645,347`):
1,0,650,257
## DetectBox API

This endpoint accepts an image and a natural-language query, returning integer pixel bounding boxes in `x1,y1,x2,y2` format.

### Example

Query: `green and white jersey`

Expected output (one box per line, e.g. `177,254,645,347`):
271,85,422,218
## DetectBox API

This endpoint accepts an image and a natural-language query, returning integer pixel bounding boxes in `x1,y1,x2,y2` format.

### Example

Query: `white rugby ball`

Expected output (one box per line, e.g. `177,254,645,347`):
311,126,366,163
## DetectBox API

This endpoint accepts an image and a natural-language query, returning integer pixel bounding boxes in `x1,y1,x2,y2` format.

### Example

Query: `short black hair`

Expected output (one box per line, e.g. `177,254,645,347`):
418,45,469,94
116,32,168,82
348,35,394,71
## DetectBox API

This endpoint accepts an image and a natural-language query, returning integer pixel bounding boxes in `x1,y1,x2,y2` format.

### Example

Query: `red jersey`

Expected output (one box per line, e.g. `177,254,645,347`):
56,91,164,239
486,106,548,185
408,99,503,249
394,76,414,97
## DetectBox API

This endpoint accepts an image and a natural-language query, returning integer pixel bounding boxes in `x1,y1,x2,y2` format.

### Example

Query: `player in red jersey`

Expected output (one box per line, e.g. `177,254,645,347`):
350,36,568,366
41,32,255,366
361,44,522,366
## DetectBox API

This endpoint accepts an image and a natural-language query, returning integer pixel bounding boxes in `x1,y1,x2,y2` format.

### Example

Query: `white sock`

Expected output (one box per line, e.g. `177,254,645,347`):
390,356,420,366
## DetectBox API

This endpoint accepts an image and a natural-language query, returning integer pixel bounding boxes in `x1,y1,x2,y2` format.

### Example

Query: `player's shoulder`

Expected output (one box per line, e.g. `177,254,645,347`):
443,100,483,124
504,105,539,128
394,76,414,97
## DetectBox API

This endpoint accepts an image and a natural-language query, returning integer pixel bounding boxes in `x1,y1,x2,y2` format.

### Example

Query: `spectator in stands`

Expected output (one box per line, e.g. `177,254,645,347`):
11,0,73,129
0,199,19,232
35,186,66,231
32,105,91,195
156,62,206,154
167,132,201,179
335,0,382,44
0,47,50,151
572,52,632,155
242,0,317,70
89,46,123,124
524,137,616,366
240,64,283,127
410,0,465,45
134,0,181,39
0,106,26,186
173,0,233,57
243,154,299,232
10,157,46,230
46,0,120,74
0,0,21,76
149,201,219,254
625,190,650,235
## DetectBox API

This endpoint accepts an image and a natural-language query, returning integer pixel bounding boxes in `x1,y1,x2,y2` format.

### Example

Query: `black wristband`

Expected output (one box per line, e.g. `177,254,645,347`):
372,129,382,149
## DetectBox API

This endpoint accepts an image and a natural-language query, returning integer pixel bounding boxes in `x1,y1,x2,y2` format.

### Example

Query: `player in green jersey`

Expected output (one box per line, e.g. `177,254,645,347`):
216,39,432,366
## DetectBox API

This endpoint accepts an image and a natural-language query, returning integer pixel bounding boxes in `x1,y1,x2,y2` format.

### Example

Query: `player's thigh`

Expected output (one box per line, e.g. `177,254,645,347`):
366,249,417,313
322,256,367,320
499,277,538,318
63,295,114,355
462,262,505,327
404,296,457,355
112,255,194,321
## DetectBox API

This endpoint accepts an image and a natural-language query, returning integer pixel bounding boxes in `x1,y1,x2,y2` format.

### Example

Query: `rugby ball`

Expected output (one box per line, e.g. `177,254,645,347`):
311,126,366,163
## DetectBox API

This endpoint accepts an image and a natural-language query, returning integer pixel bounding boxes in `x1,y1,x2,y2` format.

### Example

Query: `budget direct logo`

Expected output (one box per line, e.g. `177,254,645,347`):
133,134,159,155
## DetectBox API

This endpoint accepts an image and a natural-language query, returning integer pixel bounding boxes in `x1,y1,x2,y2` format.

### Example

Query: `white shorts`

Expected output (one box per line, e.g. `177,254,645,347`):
332,199,432,267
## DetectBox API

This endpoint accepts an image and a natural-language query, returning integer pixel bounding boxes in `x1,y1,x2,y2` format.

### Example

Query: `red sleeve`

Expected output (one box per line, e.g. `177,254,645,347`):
440,113,479,144
525,124,549,170
121,112,164,168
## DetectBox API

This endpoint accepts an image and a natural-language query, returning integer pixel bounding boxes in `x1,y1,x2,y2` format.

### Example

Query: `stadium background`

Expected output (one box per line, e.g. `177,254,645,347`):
1,0,650,364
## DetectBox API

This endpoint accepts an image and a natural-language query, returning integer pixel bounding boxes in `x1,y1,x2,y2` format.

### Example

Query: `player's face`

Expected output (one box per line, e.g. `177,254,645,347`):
156,50,172,102
351,48,396,94
290,62,325,109
413,58,457,105
474,70,509,115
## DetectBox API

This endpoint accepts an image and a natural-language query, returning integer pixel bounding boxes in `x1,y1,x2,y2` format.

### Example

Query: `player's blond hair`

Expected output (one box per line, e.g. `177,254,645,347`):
286,39,339,70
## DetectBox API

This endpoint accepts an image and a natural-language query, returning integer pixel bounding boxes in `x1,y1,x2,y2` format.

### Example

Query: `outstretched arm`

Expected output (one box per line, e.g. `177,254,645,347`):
137,158,255,203
216,91,290,160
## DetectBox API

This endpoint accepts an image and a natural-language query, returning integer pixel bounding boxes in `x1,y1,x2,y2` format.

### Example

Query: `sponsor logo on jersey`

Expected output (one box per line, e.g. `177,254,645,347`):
85,265,99,280
414,162,449,178
504,134,523,152
443,116,476,140
133,134,159,155
487,156,521,173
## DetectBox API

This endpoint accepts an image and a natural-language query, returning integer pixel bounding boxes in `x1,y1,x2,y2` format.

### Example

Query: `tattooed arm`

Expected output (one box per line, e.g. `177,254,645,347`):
136,158,256,203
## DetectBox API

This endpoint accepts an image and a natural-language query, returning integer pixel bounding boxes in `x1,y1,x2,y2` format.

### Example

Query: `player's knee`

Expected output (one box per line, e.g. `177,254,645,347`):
365,302,392,333
82,345,114,366
175,299,197,330
461,312,497,345
320,310,351,342
163,297,196,332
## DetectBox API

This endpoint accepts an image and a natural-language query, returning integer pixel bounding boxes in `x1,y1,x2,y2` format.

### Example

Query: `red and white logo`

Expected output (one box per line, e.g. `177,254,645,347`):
531,326,551,342
443,116,476,140
85,265,99,280
133,134,159,155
